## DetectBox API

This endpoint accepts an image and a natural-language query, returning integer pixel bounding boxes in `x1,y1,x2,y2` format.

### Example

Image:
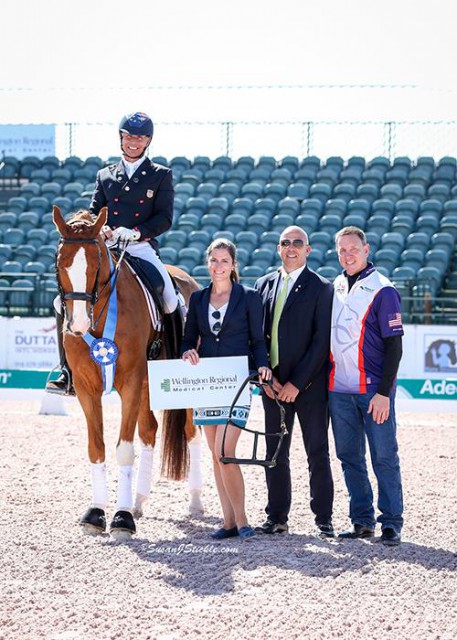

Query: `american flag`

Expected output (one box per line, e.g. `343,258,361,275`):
388,312,403,328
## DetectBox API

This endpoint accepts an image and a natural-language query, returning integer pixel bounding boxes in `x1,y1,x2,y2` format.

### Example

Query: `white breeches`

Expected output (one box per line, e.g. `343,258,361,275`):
126,242,178,313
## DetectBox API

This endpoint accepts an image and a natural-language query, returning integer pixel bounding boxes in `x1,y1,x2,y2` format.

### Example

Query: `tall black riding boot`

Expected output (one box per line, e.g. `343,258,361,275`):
45,311,75,396
163,307,184,359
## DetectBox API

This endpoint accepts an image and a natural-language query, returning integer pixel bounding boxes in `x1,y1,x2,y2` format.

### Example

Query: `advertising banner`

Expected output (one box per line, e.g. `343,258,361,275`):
148,356,250,410
0,124,55,159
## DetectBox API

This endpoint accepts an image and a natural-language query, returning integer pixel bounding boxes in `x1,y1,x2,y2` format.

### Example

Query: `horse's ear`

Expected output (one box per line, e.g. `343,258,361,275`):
93,207,108,235
53,205,68,235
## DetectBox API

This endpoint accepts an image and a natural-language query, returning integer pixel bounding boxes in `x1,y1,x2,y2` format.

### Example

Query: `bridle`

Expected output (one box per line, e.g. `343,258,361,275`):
56,235,126,332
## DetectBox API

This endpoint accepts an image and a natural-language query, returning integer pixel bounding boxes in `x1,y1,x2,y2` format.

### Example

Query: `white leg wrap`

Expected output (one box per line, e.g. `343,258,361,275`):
188,441,204,491
116,464,133,511
91,462,108,509
136,444,155,501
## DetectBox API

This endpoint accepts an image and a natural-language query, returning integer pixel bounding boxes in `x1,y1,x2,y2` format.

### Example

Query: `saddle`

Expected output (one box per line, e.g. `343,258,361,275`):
121,253,184,360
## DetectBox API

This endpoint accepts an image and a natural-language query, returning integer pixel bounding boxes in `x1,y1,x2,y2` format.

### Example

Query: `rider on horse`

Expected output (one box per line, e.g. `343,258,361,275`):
46,112,181,395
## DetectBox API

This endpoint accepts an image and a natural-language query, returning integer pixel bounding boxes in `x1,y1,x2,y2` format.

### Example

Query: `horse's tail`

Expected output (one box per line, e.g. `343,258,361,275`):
161,408,189,480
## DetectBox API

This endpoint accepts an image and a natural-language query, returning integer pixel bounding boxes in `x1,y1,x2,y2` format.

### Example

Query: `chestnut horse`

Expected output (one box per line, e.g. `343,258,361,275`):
53,205,203,539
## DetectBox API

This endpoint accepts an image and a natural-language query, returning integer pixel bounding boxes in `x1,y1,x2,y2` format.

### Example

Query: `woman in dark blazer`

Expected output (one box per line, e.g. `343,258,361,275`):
182,238,271,540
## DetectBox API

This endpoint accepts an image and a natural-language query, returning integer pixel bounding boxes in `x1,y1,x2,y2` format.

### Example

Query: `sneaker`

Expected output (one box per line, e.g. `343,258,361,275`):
255,519,289,534
316,522,335,538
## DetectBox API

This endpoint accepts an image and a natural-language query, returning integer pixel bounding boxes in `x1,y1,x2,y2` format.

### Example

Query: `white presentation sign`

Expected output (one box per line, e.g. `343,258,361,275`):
147,356,250,410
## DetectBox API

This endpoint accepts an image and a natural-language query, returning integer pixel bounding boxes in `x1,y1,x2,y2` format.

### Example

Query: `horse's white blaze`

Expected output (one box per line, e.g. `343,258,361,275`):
91,462,108,509
66,247,91,334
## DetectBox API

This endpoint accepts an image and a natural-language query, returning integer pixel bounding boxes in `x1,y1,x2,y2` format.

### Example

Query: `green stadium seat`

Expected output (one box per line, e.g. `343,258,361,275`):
300,156,321,172
431,232,455,252
309,231,332,253
207,197,230,217
319,214,341,236
342,213,367,229
257,156,277,171
1,260,23,274
251,248,273,268
279,156,299,173
175,183,195,199
347,199,371,216
191,265,210,279
271,213,294,232
317,265,339,280
381,232,405,250
51,168,73,186
192,156,211,174
277,197,300,217
271,168,292,187
178,247,202,271
212,231,235,243
63,182,84,198
287,183,309,201
204,169,225,186
324,249,340,267
401,248,426,270
425,249,450,270
213,156,233,172
234,157,255,173
177,213,200,234
0,213,18,233
28,196,50,215
185,197,207,216
309,183,331,204
362,169,385,187
420,199,442,215
200,213,222,234
364,232,381,252
241,183,263,202
14,245,37,262
391,266,416,281
30,168,52,185
162,230,187,249
236,231,258,252
295,213,319,233
9,278,34,313
417,266,442,294
226,169,248,186
224,213,246,235
427,184,450,203
416,215,440,234
241,265,264,279
356,183,379,203
324,200,346,216
231,197,254,216
160,247,178,264
42,156,60,172
24,261,47,275
293,168,317,186
264,183,287,203
367,156,390,172
347,156,366,170
3,229,25,245
246,213,270,235
20,182,41,198
7,196,28,214
379,184,403,202
236,247,250,268
18,211,40,233
52,196,73,216
333,184,356,203
196,183,218,202
0,244,13,261
300,198,324,216
20,157,42,180
391,216,415,236
218,183,241,202
188,229,211,249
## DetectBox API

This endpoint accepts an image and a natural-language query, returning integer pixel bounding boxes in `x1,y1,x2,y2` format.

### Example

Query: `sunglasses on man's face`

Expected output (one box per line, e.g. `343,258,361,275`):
280,238,306,248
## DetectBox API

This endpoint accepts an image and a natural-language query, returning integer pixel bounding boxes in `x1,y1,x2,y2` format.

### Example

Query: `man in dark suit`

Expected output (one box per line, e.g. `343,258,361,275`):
255,226,335,537
47,112,179,395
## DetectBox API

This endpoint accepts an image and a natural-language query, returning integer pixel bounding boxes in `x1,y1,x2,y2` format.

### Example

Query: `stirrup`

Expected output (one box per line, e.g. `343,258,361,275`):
45,366,75,396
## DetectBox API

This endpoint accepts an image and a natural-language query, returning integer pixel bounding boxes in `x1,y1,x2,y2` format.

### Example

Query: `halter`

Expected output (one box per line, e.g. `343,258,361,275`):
220,373,288,468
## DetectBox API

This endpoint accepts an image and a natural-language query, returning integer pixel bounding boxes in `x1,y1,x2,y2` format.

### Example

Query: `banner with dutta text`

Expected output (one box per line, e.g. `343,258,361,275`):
147,356,250,410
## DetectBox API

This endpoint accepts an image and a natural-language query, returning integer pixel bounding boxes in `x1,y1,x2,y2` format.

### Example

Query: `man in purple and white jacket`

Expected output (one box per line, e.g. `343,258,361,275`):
329,226,404,546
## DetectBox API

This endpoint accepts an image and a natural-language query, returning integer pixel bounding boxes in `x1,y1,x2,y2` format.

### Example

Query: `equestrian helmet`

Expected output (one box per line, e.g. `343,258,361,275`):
119,112,154,138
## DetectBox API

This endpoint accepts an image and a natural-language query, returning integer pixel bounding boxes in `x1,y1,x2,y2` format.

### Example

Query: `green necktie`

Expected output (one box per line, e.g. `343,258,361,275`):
270,274,291,369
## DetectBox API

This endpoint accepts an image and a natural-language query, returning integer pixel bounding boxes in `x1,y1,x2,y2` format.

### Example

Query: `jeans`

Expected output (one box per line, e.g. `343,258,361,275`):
329,390,403,533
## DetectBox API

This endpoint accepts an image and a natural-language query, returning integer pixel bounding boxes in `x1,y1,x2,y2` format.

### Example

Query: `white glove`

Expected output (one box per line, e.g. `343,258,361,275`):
113,227,141,242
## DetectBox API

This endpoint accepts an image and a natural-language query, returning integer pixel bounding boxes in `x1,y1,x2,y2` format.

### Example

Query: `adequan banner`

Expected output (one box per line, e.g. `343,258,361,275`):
147,356,250,410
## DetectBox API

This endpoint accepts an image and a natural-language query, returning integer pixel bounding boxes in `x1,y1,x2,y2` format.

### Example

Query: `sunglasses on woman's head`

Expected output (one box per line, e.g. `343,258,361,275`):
280,238,306,247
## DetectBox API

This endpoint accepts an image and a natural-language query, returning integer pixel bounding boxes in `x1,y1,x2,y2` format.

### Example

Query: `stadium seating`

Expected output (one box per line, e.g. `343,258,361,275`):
1,153,456,321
